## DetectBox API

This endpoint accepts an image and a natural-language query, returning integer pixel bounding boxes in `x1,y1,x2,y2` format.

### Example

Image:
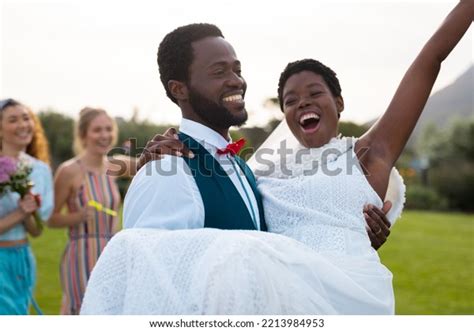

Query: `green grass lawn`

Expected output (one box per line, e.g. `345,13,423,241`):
29,210,473,314
378,211,474,314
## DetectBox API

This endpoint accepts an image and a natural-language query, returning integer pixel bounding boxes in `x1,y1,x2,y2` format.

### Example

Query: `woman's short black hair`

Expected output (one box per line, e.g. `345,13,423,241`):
277,59,342,111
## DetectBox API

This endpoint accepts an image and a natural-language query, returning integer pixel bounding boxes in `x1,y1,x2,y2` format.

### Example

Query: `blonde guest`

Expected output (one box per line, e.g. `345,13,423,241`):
48,107,124,314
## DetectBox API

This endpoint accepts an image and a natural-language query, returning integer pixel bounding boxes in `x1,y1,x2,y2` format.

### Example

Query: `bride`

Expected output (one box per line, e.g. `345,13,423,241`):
81,1,473,315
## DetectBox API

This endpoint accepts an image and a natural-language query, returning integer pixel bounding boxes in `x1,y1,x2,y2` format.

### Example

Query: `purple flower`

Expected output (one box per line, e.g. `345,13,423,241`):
0,156,17,184
0,173,10,184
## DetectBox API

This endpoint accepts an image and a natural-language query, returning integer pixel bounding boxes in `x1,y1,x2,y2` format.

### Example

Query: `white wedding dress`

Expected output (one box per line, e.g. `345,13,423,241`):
81,134,405,315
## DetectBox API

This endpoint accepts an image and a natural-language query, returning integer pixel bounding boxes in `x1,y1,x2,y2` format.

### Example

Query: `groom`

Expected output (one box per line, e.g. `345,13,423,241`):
124,23,265,232
123,23,391,247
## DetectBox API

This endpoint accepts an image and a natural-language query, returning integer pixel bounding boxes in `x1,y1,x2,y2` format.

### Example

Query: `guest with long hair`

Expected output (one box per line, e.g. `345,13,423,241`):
0,98,53,314
48,107,122,314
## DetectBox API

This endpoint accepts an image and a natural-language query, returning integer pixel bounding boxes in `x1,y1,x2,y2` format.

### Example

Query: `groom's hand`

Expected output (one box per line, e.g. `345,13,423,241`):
364,201,392,250
137,128,194,171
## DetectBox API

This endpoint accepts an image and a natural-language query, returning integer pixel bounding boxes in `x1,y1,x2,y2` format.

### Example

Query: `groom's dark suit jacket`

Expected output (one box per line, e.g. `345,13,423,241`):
178,132,267,231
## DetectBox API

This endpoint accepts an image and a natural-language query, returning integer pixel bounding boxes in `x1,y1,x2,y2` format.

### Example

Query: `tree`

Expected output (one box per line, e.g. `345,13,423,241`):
418,119,474,211
38,110,74,169
338,121,367,137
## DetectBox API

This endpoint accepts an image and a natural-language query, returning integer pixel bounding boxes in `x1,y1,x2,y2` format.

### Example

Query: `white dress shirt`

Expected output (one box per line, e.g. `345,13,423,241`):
123,118,261,230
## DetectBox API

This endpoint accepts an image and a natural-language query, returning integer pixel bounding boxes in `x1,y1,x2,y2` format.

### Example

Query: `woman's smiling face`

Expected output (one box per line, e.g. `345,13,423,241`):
82,113,115,155
0,104,34,150
282,70,344,148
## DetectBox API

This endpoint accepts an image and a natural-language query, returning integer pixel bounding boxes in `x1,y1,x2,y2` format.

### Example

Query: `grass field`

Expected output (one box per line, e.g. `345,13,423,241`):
29,210,474,314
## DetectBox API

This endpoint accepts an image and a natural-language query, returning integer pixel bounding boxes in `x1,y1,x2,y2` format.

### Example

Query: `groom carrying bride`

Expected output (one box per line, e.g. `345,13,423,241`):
80,23,405,315
123,23,392,242
82,0,473,312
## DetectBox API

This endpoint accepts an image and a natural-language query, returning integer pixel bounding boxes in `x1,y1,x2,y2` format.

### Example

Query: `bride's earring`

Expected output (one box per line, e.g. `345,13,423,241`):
337,113,341,119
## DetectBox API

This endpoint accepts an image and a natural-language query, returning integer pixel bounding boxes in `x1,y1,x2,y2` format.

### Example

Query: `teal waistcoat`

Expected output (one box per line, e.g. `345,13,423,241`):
178,132,267,231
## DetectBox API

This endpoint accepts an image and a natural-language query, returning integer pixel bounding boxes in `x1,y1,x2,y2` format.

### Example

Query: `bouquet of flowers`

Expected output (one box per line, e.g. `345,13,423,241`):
0,156,43,229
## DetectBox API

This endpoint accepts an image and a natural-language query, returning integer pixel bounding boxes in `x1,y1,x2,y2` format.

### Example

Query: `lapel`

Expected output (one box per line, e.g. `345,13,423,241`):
233,156,267,232
178,132,258,230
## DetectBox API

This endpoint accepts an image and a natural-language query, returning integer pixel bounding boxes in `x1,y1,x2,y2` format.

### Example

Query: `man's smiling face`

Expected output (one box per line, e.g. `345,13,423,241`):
186,36,248,130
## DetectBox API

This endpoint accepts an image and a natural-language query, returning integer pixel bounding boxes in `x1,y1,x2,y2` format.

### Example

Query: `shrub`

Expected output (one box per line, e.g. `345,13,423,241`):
430,161,474,211
405,185,448,210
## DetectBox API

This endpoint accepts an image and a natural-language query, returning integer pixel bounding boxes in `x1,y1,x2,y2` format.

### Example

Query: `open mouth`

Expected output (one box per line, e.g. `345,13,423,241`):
222,94,243,102
15,131,32,139
299,112,321,133
97,141,111,148
222,92,245,108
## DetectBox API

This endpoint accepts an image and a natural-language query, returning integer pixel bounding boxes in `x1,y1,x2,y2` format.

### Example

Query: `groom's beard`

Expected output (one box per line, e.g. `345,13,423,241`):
188,88,248,129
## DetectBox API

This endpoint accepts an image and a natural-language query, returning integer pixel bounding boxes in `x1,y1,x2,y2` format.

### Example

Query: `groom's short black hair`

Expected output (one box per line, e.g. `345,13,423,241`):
277,59,342,111
157,23,224,104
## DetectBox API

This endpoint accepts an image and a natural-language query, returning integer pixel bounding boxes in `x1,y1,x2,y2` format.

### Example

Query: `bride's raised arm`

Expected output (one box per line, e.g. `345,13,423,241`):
357,1,473,195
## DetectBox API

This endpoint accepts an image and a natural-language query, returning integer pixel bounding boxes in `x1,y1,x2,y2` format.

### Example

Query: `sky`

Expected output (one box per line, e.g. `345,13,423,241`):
1,0,473,127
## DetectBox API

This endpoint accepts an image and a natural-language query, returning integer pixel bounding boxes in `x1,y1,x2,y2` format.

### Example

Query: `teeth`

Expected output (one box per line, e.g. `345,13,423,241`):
299,113,320,125
223,94,243,102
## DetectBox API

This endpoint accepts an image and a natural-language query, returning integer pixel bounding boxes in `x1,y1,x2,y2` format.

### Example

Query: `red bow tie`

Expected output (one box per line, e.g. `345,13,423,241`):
216,138,246,156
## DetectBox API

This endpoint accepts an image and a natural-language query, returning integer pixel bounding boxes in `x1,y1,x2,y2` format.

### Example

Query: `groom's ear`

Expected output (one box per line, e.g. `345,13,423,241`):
168,80,189,102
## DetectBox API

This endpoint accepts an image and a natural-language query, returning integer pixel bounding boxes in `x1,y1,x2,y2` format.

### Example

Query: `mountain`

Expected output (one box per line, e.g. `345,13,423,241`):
364,65,474,147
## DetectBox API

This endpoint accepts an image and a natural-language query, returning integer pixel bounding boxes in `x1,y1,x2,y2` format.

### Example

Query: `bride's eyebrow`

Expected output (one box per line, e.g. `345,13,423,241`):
307,82,324,89
282,90,296,100
283,82,326,99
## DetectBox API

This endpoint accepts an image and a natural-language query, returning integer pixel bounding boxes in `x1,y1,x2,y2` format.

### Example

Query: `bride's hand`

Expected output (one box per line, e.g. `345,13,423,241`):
364,201,392,250
137,128,194,171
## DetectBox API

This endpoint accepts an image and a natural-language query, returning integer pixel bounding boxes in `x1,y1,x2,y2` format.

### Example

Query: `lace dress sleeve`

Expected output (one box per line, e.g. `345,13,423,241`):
385,168,406,225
